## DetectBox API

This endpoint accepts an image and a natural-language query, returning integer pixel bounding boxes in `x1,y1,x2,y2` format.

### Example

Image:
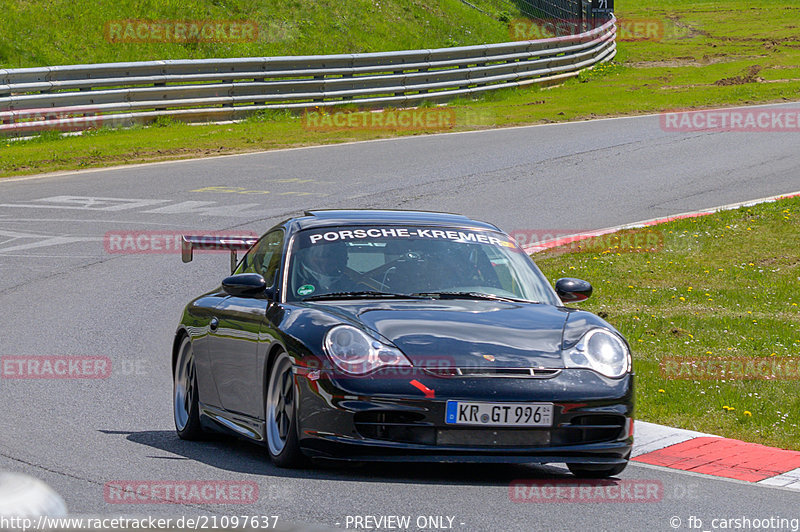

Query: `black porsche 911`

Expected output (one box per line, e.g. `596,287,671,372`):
173,210,633,477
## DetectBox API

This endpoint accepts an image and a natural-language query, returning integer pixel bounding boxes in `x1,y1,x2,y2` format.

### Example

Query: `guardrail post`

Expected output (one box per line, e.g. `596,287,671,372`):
153,81,167,112
342,71,353,101
417,66,429,94
253,78,265,106
314,74,324,103
394,69,404,97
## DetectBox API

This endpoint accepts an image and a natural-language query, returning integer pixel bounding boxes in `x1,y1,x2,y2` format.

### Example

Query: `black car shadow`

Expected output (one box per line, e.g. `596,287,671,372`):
99,429,577,486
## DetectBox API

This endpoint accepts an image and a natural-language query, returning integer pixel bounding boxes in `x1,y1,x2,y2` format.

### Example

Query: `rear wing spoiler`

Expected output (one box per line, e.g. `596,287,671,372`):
181,235,259,273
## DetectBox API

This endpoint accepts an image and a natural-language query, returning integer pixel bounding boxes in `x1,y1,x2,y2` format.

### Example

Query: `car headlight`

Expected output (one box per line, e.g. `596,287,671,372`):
563,329,631,378
324,325,412,375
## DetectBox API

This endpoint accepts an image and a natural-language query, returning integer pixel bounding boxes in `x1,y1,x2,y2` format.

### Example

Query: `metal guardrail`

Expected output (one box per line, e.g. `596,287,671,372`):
0,16,615,136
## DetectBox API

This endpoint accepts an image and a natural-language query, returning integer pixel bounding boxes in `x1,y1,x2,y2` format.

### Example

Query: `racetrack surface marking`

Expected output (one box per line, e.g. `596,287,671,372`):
522,190,800,254
634,437,800,483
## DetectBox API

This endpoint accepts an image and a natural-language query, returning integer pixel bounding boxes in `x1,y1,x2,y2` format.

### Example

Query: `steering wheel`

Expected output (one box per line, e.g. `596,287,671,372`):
351,252,427,291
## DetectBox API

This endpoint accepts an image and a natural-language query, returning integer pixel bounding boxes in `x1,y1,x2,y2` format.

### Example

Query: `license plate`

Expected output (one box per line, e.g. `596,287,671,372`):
445,401,553,427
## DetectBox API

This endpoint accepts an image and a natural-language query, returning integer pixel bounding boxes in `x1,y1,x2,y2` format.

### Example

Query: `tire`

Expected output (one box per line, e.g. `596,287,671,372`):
567,460,628,478
266,350,306,468
173,336,204,440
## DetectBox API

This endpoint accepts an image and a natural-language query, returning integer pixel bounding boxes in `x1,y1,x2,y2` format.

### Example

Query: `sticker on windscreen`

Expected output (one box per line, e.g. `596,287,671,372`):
297,284,315,296
305,227,517,249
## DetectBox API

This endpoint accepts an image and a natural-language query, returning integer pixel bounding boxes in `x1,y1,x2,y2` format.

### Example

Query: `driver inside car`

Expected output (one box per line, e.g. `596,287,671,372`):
293,242,352,294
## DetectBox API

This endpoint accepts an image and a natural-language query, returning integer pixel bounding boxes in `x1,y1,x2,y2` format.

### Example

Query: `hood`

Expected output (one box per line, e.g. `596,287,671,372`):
310,299,570,369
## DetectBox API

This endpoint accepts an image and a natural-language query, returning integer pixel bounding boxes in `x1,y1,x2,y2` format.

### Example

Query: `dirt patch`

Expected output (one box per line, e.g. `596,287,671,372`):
760,77,800,84
714,65,764,86
664,13,800,49
756,256,800,267
629,57,701,68
627,55,762,68
665,14,709,39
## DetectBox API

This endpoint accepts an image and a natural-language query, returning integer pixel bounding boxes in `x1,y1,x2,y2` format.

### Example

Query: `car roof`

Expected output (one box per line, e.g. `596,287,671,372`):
285,209,501,233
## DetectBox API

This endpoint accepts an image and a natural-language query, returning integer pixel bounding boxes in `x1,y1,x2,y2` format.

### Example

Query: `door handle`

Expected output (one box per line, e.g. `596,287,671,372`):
209,317,219,331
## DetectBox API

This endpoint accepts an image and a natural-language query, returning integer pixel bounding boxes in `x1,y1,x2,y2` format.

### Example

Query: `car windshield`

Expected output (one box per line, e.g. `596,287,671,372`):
285,225,559,304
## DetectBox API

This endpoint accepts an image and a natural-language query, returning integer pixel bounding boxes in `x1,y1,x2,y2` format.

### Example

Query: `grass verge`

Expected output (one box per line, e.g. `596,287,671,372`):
2,0,800,177
0,0,517,67
535,195,800,450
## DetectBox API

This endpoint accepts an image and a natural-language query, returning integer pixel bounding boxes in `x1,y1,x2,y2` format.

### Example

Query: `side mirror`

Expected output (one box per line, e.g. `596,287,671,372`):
264,286,276,300
222,273,268,298
555,278,593,303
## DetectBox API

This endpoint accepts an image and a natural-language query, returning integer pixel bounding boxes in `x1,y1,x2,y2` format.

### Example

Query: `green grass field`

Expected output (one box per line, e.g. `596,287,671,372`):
536,196,800,450
0,0,519,67
2,0,799,178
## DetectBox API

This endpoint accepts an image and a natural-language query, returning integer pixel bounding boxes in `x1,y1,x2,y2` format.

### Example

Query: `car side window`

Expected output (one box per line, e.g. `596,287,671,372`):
236,230,284,286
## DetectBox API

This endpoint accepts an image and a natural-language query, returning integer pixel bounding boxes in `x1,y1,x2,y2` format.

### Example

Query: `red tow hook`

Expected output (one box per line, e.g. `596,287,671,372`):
409,379,435,398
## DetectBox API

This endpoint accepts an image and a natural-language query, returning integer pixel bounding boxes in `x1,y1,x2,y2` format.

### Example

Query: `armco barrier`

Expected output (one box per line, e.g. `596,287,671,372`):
0,17,615,136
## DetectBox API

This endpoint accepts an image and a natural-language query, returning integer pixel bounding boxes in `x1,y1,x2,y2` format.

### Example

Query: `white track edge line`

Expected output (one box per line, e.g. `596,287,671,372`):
3,100,800,184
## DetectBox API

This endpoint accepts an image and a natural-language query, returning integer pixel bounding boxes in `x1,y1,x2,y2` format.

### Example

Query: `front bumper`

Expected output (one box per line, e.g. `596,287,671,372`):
295,367,633,464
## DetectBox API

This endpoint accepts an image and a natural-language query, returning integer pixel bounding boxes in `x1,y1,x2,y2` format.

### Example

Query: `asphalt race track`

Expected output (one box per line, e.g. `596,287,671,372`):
1,103,799,531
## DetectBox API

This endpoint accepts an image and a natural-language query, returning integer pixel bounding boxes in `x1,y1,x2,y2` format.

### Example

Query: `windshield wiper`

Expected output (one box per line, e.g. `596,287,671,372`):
303,291,423,301
411,291,538,303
